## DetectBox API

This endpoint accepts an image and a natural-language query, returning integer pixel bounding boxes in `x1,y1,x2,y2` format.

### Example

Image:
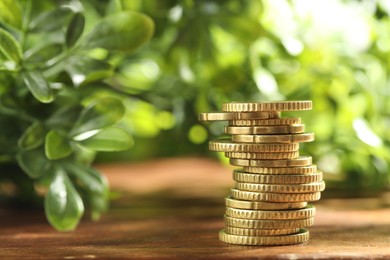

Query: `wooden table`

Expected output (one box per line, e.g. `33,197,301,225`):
1,158,390,259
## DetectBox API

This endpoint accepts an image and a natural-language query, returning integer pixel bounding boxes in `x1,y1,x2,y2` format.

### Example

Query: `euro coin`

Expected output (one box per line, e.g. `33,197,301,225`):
225,151,299,160
222,101,312,112
198,111,280,121
225,196,308,210
231,133,314,143
230,156,312,167
229,117,301,126
225,205,315,220
243,165,317,174
230,189,321,202
219,228,309,245
233,170,323,184
224,227,300,236
234,181,326,194
209,139,299,152
224,215,314,229
225,124,305,135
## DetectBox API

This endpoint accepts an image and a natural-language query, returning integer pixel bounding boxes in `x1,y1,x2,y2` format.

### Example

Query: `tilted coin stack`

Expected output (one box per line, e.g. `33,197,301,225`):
199,101,325,246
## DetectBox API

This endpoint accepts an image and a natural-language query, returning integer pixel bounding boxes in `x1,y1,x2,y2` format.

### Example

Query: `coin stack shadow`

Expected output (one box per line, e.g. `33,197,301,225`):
199,101,325,246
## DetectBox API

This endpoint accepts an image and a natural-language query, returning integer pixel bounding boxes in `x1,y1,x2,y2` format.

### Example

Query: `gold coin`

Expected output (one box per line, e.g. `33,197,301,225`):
224,227,300,236
209,140,299,152
219,229,309,245
225,151,299,160
229,117,302,126
234,181,326,194
225,205,315,220
230,156,312,167
233,170,323,184
198,111,280,121
225,196,308,210
231,133,315,144
222,101,312,112
225,124,305,135
231,189,321,202
224,215,314,229
243,165,317,174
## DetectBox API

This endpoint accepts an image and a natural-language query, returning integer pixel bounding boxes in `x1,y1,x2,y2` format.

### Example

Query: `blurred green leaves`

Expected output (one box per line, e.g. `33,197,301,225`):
0,27,22,65
17,148,51,179
65,56,113,86
82,11,154,52
29,7,74,32
64,162,109,221
0,0,154,231
0,0,22,29
45,130,72,160
18,122,44,150
66,13,85,48
104,0,390,194
70,98,125,138
21,70,54,103
79,126,133,152
45,168,84,231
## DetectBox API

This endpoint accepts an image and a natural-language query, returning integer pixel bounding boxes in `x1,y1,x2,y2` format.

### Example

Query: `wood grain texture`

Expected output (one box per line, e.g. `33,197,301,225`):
0,158,389,259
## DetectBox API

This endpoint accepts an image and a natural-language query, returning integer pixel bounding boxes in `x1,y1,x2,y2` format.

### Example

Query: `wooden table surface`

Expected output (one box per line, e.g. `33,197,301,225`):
1,157,390,259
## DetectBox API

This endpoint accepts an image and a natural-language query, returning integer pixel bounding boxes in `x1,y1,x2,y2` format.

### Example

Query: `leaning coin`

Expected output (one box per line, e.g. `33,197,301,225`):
225,124,305,135
230,156,312,167
230,189,321,202
198,111,280,122
231,133,314,143
219,229,309,245
224,215,314,229
224,227,300,236
222,101,312,112
225,196,308,210
234,181,326,194
225,151,299,160
209,139,299,152
233,170,323,184
229,117,301,126
243,165,317,174
225,205,315,220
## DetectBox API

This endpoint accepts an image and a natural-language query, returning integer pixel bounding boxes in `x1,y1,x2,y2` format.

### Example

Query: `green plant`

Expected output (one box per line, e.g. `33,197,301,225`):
0,0,154,230
109,0,390,194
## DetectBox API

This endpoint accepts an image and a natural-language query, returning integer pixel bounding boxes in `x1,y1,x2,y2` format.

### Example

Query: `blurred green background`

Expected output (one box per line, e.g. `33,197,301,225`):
3,0,390,195
91,0,390,194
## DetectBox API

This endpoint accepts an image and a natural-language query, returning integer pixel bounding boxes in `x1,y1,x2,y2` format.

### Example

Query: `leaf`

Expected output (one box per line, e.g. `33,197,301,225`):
29,7,74,32
45,167,84,231
66,13,85,48
18,122,44,150
0,27,22,63
70,97,125,138
16,148,51,179
65,56,113,86
218,17,263,45
45,130,72,160
46,105,83,129
21,70,54,103
82,11,154,52
106,0,124,15
79,126,133,151
72,143,96,165
25,43,63,63
64,163,109,221
64,163,107,194
0,0,22,28
89,191,108,221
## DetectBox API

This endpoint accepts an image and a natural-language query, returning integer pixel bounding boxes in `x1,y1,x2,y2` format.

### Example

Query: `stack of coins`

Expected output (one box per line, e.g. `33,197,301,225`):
199,101,325,246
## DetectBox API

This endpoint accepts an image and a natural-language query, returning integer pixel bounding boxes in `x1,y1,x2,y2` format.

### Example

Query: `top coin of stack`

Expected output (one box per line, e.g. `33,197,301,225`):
199,101,325,246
